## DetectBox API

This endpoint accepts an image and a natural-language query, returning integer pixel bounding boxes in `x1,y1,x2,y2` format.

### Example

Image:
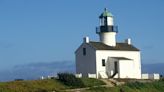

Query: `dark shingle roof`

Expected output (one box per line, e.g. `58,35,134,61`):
88,41,139,51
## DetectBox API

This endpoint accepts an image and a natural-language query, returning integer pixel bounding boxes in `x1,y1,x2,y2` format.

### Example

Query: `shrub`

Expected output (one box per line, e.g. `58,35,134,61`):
161,78,164,81
57,73,84,88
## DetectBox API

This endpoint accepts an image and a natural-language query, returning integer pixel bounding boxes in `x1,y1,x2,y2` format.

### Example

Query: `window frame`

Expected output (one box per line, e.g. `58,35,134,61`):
102,59,105,66
83,48,86,56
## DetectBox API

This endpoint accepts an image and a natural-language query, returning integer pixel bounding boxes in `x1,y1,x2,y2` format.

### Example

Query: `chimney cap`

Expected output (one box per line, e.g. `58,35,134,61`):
125,38,131,45
83,36,89,43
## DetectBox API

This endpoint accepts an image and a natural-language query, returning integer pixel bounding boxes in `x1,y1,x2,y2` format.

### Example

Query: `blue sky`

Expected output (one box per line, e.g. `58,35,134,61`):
0,0,164,70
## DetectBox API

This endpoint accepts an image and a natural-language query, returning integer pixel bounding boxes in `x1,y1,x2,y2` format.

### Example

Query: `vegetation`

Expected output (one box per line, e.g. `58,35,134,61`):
0,77,105,92
0,79,68,92
57,73,105,88
0,76,163,92
83,79,164,92
81,78,105,87
57,73,85,88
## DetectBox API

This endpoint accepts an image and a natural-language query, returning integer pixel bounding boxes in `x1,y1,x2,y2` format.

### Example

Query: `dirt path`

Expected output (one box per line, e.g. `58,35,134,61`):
100,79,115,87
63,85,109,92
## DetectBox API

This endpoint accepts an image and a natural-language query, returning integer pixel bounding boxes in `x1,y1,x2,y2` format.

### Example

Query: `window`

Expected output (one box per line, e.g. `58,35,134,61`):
102,59,105,66
83,48,86,56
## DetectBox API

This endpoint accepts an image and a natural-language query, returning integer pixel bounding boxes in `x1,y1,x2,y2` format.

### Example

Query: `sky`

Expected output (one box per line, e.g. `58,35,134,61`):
0,0,164,70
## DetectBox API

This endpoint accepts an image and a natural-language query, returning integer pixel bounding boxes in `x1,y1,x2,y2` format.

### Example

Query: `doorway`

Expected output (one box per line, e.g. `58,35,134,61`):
114,62,118,73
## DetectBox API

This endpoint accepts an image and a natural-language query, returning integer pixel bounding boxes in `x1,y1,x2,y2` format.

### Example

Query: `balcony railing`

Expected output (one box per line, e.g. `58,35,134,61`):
96,26,118,34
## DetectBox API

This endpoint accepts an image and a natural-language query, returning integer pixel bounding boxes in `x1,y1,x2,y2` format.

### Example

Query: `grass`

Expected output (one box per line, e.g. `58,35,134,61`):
0,78,164,92
0,79,67,92
81,78,106,87
82,87,120,92
83,79,164,92
0,78,105,92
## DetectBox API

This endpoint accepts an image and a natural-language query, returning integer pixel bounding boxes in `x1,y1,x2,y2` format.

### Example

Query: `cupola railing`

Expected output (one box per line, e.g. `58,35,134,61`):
96,26,118,34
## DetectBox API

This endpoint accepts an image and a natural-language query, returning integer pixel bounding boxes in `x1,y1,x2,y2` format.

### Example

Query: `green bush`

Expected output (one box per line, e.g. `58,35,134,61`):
161,78,164,81
57,73,84,88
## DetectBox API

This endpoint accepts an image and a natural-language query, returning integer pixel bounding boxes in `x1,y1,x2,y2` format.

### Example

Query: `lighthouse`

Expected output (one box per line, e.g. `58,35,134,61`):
75,8,142,79
96,8,118,47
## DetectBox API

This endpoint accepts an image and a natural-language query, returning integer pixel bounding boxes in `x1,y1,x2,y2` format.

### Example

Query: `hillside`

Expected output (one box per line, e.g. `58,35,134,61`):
0,78,164,92
0,78,105,92
83,79,164,92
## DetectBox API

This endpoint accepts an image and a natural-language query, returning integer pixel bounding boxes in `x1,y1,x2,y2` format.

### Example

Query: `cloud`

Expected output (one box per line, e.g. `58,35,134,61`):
0,61,75,82
1,61,163,82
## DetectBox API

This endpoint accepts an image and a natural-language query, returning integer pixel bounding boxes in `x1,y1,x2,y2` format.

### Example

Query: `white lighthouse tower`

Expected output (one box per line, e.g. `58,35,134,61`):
75,8,142,79
96,8,118,46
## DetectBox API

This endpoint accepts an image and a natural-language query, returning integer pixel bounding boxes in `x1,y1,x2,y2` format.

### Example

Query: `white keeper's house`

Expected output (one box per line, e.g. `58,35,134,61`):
75,8,142,79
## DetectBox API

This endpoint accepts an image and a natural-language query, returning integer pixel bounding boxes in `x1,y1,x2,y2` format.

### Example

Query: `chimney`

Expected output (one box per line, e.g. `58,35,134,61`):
83,36,89,43
125,38,131,45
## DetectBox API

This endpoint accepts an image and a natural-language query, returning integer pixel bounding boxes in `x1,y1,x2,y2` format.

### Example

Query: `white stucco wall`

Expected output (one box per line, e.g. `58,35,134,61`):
99,32,116,46
96,50,141,79
119,60,134,78
75,43,97,77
